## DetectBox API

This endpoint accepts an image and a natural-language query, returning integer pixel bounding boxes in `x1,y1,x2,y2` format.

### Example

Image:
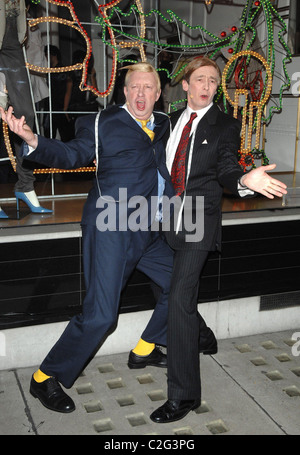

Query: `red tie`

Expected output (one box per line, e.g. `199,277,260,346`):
171,112,197,196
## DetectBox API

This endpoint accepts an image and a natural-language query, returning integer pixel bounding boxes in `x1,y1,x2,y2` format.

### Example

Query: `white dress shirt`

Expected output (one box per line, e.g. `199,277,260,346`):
166,103,213,174
166,103,253,197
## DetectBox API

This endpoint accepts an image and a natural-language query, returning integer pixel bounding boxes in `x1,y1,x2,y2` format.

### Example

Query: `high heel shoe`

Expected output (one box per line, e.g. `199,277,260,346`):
0,207,8,219
15,191,53,214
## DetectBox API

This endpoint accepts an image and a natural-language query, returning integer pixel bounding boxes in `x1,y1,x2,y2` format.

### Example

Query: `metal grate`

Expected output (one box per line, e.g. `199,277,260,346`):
260,291,300,311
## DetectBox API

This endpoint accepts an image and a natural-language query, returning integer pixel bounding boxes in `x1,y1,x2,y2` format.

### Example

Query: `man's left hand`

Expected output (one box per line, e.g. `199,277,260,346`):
241,164,287,199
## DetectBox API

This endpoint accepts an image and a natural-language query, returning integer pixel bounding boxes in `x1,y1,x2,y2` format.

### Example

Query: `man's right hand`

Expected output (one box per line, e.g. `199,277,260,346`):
0,106,38,149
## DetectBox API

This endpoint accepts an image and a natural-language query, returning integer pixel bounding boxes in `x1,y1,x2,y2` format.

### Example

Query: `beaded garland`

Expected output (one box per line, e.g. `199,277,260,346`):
222,50,273,172
3,0,293,174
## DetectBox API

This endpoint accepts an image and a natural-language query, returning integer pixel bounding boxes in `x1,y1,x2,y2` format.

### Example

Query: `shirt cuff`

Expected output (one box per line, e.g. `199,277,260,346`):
237,179,254,197
23,134,38,156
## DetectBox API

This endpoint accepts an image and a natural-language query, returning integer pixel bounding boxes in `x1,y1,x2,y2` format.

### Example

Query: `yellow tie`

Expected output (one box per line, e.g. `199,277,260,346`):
139,119,155,141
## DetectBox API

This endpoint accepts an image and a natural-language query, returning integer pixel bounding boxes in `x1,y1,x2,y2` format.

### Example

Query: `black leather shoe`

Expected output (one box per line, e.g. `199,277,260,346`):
150,398,201,423
30,376,75,413
199,328,218,355
128,347,167,369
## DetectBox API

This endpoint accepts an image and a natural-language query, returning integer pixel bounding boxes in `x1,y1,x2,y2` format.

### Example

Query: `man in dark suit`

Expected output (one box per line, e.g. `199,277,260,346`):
150,57,287,423
0,63,175,414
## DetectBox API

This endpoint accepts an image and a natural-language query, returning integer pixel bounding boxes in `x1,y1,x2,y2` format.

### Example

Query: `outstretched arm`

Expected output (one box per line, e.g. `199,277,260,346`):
0,106,38,149
241,164,287,199
0,105,96,169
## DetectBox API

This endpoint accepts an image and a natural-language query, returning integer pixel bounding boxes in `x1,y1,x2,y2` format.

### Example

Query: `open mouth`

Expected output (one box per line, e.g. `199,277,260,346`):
136,100,146,111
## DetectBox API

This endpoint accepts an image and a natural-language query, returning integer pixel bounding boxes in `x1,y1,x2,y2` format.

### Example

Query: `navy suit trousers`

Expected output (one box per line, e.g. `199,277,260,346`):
40,224,173,388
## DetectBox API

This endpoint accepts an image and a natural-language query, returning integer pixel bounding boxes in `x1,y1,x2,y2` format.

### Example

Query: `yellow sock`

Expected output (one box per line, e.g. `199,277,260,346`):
33,369,51,383
132,338,155,356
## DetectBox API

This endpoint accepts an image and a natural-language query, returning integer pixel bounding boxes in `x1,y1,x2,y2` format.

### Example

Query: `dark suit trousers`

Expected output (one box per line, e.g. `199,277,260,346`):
167,249,209,400
40,224,173,388
0,17,35,191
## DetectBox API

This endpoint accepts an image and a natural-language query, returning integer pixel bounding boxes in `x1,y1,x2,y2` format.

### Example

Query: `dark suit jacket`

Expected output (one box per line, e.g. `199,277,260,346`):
24,105,175,227
164,104,244,251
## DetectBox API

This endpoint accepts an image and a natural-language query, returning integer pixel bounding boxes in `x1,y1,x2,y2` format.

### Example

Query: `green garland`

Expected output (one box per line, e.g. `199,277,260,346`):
29,0,293,169
95,1,292,125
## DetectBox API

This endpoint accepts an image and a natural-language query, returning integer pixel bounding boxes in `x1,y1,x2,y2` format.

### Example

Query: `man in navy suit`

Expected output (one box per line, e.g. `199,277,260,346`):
0,62,176,413
150,57,288,423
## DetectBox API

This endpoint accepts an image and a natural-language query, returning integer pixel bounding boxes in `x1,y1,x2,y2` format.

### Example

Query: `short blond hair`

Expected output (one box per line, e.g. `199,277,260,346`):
124,62,161,91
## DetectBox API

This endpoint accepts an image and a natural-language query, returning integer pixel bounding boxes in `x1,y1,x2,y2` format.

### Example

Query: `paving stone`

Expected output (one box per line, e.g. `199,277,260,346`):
0,370,34,435
1,330,299,435
214,330,300,435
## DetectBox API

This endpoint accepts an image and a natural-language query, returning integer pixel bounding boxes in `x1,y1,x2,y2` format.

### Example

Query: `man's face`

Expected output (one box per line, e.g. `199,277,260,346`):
182,65,219,110
124,71,161,120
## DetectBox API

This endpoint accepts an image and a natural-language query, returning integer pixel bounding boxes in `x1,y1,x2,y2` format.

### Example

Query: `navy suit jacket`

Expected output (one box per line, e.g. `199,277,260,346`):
24,105,174,227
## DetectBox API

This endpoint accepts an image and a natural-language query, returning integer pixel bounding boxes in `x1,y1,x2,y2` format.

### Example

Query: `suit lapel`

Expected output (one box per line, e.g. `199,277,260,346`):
117,107,143,136
193,104,219,151
194,115,209,149
117,107,169,142
170,104,220,146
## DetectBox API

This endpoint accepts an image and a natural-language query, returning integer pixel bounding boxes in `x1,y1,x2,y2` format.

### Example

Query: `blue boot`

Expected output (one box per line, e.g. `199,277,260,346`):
15,191,53,214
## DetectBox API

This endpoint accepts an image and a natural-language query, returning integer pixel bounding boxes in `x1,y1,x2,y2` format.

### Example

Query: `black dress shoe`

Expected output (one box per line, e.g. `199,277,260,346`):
128,347,167,369
199,328,218,355
150,398,201,423
30,376,75,413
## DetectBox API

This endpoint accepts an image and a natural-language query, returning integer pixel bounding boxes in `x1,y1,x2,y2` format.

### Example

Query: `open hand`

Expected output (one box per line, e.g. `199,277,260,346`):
241,164,287,199
0,106,38,149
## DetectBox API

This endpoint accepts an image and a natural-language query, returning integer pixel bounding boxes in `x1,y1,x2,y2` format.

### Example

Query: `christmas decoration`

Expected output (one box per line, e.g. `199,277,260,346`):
3,0,293,174
222,50,273,171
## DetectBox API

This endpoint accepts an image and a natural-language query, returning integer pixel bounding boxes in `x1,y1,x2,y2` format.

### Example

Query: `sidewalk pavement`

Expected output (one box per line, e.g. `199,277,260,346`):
1,329,299,436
